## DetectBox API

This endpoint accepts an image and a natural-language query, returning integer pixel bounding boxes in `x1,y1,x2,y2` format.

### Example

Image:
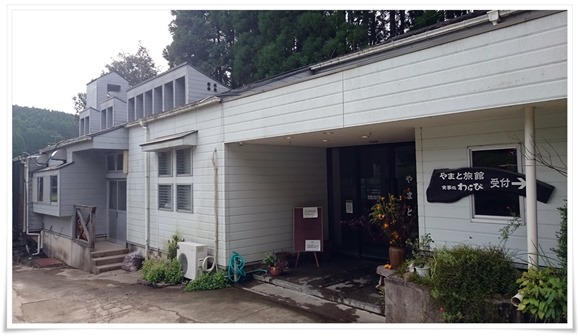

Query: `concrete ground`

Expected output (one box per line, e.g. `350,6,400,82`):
10,263,383,328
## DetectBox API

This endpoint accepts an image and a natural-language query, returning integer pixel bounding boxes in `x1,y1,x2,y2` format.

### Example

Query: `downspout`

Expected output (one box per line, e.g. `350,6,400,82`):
139,120,151,258
21,156,42,256
211,148,219,265
524,106,538,268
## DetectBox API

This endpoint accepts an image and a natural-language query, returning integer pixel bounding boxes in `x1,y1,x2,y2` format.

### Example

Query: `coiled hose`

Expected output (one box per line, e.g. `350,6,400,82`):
227,251,247,283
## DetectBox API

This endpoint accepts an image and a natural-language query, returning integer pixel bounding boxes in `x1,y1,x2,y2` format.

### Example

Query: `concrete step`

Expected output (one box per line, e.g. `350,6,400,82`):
92,254,126,266
93,262,123,275
91,248,129,259
240,281,385,323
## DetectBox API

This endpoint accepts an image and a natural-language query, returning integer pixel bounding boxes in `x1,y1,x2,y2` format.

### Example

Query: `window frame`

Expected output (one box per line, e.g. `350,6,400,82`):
158,151,172,177
36,176,44,202
158,184,173,211
468,144,524,223
175,184,193,213
175,148,192,176
50,175,58,204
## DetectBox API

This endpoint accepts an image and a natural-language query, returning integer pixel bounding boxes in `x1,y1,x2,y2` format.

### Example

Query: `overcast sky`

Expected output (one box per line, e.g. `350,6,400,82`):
9,7,173,114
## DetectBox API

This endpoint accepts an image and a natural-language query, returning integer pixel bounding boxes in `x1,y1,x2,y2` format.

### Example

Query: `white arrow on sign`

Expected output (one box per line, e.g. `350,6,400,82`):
511,177,526,189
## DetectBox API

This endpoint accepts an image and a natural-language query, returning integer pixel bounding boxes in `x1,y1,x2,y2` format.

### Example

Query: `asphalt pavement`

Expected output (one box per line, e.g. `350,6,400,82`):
10,263,384,328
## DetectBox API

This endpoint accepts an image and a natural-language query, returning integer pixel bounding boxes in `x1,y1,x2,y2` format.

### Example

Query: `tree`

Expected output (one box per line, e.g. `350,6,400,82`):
163,10,476,89
72,92,86,114
104,41,160,86
72,42,160,113
12,105,78,157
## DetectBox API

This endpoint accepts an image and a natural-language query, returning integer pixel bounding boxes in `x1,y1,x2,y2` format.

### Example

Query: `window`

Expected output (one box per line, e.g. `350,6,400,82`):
176,149,192,175
158,184,172,210
37,177,44,202
50,175,58,203
117,153,124,171
106,153,124,172
106,154,116,171
158,151,172,176
471,147,520,217
176,184,192,212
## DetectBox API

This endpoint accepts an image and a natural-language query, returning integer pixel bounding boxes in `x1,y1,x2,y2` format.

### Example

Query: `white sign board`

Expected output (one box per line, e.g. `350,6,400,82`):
305,240,321,252
345,200,353,214
302,207,319,218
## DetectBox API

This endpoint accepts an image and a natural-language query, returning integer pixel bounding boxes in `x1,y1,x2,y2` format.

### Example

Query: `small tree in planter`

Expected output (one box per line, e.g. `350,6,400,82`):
407,233,434,277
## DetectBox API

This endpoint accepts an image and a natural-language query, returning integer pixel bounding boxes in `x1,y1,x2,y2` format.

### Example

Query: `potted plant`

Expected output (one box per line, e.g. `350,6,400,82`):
263,252,287,276
369,187,417,269
407,233,434,277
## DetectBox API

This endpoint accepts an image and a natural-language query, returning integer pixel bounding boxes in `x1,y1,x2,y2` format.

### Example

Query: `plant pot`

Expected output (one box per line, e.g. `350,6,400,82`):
415,265,430,277
269,266,283,276
388,246,406,269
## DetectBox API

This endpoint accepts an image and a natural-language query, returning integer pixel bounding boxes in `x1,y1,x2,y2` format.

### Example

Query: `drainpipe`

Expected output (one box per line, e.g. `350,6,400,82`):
211,148,219,265
21,155,42,256
139,120,151,258
524,106,538,269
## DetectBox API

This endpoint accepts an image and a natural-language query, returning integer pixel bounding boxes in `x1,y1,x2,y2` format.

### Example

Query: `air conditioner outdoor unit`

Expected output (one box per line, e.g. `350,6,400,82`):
177,242,208,280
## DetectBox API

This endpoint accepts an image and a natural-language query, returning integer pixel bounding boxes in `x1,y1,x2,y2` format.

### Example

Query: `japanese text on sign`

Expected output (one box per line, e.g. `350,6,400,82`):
426,168,554,204
303,207,319,218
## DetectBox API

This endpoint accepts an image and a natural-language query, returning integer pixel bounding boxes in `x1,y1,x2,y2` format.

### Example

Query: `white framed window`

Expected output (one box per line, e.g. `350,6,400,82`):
36,177,44,202
176,184,193,212
106,152,125,172
469,145,521,219
158,151,172,176
158,184,173,210
176,149,192,175
50,175,58,203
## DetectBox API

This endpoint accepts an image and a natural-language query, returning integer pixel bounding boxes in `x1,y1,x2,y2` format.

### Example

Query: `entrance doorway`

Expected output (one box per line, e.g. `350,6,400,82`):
328,142,417,261
108,179,127,244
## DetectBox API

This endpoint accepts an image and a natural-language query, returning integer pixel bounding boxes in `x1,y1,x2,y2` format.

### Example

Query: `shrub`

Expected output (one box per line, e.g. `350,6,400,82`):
164,259,185,285
167,232,184,260
184,270,230,292
430,245,519,322
516,201,567,322
516,267,567,322
141,258,184,285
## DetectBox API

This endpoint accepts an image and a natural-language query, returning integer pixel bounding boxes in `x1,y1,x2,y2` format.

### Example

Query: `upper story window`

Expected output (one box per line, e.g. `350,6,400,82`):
176,149,192,175
50,175,58,203
37,177,44,202
106,153,124,172
470,146,521,218
158,151,172,176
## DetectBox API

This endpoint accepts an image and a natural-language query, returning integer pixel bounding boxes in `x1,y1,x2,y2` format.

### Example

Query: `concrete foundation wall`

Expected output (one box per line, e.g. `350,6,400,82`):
378,267,440,323
42,232,92,273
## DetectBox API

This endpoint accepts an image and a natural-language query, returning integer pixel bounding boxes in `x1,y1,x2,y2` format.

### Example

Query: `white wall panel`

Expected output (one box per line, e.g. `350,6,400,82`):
416,107,567,266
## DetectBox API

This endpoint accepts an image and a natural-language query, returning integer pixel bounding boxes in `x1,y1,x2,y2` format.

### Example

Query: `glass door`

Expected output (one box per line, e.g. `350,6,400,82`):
108,180,127,243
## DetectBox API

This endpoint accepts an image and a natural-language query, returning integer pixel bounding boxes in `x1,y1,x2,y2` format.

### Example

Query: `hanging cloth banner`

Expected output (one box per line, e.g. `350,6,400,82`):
426,167,554,204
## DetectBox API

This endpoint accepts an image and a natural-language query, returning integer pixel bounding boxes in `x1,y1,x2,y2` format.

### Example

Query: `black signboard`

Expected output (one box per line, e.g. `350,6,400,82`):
426,167,554,204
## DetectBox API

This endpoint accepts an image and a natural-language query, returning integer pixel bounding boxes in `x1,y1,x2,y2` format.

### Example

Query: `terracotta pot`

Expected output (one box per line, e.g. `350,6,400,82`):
269,266,283,276
388,246,406,269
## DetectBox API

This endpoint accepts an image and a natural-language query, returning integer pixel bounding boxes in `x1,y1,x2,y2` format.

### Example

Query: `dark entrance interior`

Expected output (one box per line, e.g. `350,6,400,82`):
327,142,417,261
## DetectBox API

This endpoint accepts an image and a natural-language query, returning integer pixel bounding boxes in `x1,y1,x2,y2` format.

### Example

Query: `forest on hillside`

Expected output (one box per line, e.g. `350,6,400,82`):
12,105,78,158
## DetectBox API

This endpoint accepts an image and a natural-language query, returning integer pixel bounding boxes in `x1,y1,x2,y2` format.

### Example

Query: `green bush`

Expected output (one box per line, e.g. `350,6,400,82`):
552,202,567,272
516,267,567,322
516,201,567,323
184,270,230,292
141,258,184,285
430,245,519,323
164,259,185,285
167,232,184,260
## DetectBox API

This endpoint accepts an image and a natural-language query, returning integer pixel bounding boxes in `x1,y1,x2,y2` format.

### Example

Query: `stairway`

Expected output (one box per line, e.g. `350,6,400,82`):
90,242,129,274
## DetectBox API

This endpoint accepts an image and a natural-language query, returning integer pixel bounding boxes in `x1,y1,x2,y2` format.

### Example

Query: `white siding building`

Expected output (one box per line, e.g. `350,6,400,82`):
17,10,567,273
